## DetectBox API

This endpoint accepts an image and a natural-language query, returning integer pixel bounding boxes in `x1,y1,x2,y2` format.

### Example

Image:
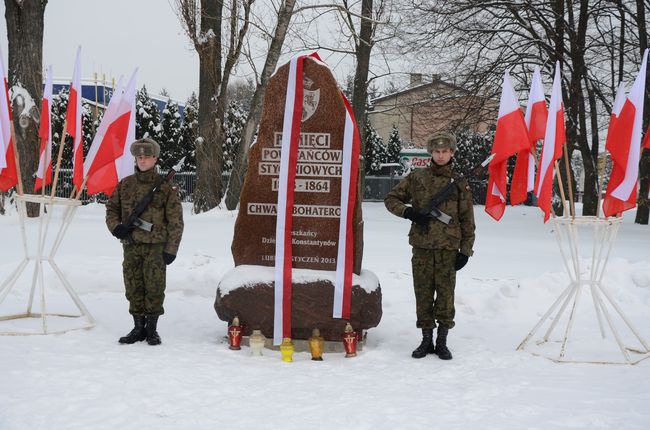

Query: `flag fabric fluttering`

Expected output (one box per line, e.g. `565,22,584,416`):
35,66,54,192
604,82,627,154
534,62,566,222
0,45,17,192
273,55,305,345
485,70,529,221
84,70,137,196
643,124,650,150
603,50,648,217
510,66,547,206
66,47,84,192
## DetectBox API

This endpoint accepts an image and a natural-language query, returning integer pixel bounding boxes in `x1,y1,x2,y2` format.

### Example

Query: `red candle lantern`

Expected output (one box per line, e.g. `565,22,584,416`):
228,316,243,350
342,323,358,358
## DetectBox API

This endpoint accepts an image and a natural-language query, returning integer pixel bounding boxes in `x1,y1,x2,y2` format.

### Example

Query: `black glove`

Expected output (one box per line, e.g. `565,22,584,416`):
403,207,430,227
163,252,176,265
112,224,132,239
455,253,469,271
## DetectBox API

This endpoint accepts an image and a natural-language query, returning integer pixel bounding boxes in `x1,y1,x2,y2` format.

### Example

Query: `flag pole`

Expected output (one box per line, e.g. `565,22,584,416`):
93,72,98,120
72,176,88,200
595,153,607,219
562,142,576,218
102,73,106,106
554,160,570,216
49,120,68,199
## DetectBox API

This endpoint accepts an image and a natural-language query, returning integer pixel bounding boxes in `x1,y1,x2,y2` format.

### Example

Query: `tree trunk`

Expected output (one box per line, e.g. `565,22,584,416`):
193,0,224,213
224,0,296,210
634,0,649,224
353,0,373,188
5,0,47,217
580,76,600,215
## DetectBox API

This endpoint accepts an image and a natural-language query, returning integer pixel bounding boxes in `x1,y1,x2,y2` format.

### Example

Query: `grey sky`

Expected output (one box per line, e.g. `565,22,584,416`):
1,0,199,101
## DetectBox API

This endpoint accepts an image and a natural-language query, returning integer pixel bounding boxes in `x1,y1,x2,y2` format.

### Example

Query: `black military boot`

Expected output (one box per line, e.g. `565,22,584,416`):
434,326,453,360
146,315,162,345
411,328,435,358
119,315,146,344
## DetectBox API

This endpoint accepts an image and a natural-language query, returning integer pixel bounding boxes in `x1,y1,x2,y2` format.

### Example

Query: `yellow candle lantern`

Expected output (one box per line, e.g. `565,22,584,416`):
280,337,295,362
308,328,325,361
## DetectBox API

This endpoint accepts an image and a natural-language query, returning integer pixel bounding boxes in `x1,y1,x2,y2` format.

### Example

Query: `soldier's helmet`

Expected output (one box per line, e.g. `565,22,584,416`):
426,132,457,153
130,137,161,157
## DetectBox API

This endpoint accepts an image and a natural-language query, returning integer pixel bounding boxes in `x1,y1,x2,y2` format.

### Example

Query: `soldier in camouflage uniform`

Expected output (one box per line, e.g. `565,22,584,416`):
384,132,475,360
106,137,184,346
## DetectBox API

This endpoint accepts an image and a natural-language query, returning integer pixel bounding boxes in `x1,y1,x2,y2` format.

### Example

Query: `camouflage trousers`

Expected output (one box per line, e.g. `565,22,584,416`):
123,243,166,316
411,247,457,330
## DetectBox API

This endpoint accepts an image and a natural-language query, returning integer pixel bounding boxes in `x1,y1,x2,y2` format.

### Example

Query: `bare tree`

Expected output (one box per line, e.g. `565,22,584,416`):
175,0,253,213
4,0,47,217
224,0,296,210
398,0,646,217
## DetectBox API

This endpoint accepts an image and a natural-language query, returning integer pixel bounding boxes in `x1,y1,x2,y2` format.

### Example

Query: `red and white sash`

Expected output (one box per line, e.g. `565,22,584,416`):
333,94,360,319
273,56,305,345
273,54,360,344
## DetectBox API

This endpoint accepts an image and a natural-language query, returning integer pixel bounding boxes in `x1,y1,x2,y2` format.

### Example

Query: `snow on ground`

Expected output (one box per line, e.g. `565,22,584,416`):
1,202,649,429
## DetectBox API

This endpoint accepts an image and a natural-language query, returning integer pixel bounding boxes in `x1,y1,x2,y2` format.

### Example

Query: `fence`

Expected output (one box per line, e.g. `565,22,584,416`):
45,169,408,204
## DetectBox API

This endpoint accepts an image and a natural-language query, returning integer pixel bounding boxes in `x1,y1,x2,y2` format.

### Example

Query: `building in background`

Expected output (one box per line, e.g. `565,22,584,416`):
368,73,496,148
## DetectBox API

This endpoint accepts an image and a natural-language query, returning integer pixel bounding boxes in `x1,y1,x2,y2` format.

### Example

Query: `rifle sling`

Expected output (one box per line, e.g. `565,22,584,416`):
125,175,165,226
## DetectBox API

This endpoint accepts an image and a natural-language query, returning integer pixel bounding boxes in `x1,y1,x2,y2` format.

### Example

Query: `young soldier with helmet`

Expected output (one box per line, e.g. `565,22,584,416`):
384,132,475,360
106,137,184,345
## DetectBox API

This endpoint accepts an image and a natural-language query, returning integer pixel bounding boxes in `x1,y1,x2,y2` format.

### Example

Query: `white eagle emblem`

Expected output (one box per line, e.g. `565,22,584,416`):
302,76,320,122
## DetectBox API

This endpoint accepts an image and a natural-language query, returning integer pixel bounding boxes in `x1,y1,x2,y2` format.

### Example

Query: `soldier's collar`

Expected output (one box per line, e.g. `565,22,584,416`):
135,166,159,182
429,162,453,177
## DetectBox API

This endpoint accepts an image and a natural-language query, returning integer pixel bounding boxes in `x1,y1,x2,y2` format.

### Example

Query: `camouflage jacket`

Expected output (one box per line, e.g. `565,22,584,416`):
106,167,184,255
384,163,475,256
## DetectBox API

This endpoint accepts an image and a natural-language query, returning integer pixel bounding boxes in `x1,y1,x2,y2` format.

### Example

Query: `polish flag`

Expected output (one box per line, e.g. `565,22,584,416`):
510,66,547,205
66,47,84,192
643,124,650,150
0,46,17,192
84,70,137,196
603,50,648,217
604,82,627,154
485,70,529,221
534,62,566,222
35,66,54,192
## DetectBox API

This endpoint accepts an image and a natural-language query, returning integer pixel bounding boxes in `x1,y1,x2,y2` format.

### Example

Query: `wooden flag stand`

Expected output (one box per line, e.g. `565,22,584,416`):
517,215,649,364
0,194,94,335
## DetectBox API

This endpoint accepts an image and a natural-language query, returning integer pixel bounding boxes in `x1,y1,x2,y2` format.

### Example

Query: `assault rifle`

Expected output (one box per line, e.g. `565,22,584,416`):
125,157,185,233
418,153,495,225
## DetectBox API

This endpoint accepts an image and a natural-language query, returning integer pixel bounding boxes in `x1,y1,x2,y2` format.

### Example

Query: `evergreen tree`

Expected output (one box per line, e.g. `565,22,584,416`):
179,92,199,172
364,120,386,175
222,101,246,173
50,89,97,195
452,127,494,204
386,125,404,175
135,85,161,140
158,98,183,170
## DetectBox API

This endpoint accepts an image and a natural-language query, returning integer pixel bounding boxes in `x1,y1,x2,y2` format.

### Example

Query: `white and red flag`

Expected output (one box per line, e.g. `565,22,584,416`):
604,82,627,154
66,47,84,192
273,55,305,345
35,66,54,192
485,70,529,221
534,62,566,222
510,66,547,206
84,70,137,196
603,50,648,217
0,45,17,192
